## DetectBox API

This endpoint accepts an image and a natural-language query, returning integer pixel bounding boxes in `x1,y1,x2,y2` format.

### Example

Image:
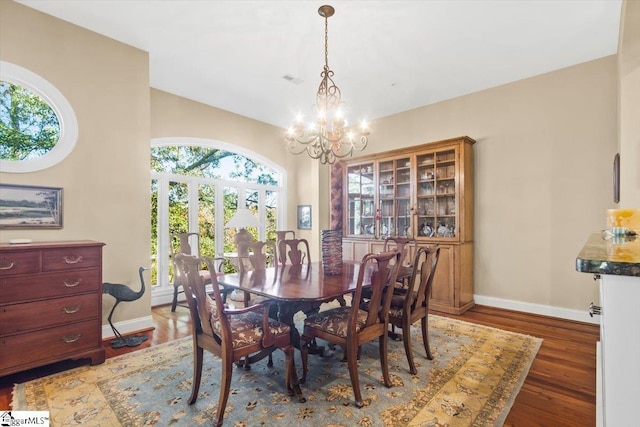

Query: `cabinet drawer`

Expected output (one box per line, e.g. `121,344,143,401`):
0,319,101,372
0,293,99,336
0,251,40,277
42,246,102,272
0,268,101,304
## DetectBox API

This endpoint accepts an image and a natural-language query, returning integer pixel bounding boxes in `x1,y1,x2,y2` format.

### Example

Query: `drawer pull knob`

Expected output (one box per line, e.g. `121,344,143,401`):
589,302,602,317
62,333,81,343
0,261,15,270
63,255,84,264
62,305,82,314
63,278,82,287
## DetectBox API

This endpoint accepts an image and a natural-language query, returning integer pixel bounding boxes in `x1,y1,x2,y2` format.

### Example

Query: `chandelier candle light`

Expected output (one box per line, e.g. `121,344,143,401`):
285,5,369,165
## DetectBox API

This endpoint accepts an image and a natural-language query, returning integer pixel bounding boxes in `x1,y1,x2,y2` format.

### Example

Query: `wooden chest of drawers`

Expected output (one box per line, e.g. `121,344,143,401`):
0,240,106,376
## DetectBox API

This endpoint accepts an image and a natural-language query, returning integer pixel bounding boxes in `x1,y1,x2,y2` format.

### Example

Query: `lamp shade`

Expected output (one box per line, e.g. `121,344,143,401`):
226,208,262,228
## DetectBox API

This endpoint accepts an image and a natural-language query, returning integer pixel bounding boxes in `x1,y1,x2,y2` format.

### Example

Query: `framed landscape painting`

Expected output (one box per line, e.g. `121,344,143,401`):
0,184,63,229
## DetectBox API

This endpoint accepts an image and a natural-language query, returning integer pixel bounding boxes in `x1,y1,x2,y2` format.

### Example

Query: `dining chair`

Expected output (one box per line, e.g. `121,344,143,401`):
278,237,322,332
300,250,401,408
174,253,305,427
388,246,441,374
275,230,296,264
170,232,228,312
237,240,278,368
361,236,415,305
279,237,348,311
237,240,277,305
383,236,416,285
277,238,311,267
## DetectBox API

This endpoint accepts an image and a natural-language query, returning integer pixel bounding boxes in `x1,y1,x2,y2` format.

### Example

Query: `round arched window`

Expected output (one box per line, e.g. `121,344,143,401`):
0,61,78,173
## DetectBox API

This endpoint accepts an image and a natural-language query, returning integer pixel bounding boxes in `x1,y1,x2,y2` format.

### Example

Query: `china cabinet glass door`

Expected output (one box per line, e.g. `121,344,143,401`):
416,148,456,238
378,157,411,238
347,162,375,236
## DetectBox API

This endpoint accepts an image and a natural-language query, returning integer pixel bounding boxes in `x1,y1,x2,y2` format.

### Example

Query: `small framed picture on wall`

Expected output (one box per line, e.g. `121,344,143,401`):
297,205,311,230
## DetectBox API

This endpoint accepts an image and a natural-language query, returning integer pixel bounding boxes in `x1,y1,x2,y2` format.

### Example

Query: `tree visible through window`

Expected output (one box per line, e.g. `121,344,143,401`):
0,81,60,161
151,143,284,294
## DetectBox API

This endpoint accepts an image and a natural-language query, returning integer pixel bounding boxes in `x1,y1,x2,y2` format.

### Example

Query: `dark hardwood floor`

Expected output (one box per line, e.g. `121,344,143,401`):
1,304,599,426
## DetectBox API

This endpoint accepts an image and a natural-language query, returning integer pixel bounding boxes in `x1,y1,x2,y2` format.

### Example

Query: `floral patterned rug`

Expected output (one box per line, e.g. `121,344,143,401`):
12,315,541,426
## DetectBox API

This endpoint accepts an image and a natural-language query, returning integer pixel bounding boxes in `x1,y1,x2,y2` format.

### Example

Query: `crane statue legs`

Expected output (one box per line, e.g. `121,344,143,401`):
103,266,149,349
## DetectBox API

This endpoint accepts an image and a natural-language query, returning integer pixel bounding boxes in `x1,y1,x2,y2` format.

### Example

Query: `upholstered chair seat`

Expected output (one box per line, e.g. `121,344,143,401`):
205,298,290,348
303,306,369,339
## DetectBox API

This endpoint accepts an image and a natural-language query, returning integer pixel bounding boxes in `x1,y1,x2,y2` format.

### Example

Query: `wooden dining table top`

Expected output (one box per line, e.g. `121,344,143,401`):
218,261,372,302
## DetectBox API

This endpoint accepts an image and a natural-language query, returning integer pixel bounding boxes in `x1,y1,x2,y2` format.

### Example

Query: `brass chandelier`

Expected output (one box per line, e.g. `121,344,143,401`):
285,5,369,165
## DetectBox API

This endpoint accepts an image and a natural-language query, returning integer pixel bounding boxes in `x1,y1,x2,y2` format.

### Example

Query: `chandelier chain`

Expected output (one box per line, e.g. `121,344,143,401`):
324,14,329,70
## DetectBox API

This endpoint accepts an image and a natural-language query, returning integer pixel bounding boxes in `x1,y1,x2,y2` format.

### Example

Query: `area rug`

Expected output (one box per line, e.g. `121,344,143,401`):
12,315,541,426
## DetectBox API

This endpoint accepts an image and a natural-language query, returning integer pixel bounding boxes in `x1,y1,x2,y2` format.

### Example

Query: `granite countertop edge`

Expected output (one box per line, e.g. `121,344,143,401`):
576,258,640,277
576,232,640,277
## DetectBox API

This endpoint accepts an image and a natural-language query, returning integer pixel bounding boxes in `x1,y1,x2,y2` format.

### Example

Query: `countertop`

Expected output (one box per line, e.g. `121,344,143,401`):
576,232,640,276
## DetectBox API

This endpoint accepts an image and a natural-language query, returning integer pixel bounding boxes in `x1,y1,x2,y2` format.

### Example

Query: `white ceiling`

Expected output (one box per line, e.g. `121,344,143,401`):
17,0,623,129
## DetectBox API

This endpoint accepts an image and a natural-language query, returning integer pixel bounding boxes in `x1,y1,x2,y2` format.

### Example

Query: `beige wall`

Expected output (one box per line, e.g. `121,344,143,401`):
356,56,618,313
619,0,640,206
0,2,152,324
151,89,284,165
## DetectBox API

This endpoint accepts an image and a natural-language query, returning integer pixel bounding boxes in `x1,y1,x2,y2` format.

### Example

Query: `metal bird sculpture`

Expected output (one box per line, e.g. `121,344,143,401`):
103,266,149,348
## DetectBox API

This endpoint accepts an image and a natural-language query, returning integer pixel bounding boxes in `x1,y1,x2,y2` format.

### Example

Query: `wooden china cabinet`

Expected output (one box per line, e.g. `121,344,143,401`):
339,136,475,314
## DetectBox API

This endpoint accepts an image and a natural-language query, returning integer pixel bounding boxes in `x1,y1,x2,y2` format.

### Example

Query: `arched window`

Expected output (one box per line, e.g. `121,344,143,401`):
150,137,286,306
0,61,78,173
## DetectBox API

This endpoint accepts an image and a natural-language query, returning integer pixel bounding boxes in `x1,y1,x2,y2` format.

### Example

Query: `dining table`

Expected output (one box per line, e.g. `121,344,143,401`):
219,256,415,345
218,261,365,302
218,261,371,350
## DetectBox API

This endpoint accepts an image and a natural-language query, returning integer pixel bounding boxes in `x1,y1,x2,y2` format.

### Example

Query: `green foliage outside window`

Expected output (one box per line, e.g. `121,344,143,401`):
151,146,280,285
0,81,60,161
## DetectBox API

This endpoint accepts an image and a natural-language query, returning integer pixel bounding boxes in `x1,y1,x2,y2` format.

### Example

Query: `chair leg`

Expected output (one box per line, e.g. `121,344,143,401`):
243,356,251,370
379,332,392,388
214,354,233,427
403,318,417,375
171,285,180,312
346,343,364,408
421,316,433,360
188,345,204,404
284,346,294,396
283,345,306,402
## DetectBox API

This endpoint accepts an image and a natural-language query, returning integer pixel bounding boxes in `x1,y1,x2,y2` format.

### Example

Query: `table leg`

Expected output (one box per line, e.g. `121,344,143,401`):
276,302,325,355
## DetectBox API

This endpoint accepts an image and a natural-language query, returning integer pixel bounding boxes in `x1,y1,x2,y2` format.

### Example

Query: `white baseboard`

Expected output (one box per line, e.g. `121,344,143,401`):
151,283,220,308
102,315,155,340
474,294,599,324
151,288,176,307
